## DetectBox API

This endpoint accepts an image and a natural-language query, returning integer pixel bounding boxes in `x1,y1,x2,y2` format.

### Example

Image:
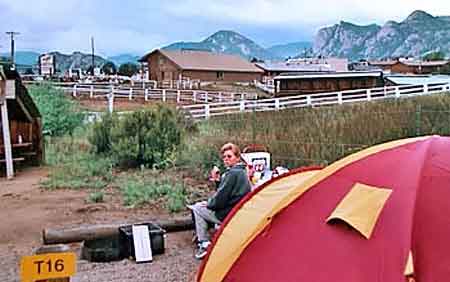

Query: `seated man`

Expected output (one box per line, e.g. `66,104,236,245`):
188,143,252,259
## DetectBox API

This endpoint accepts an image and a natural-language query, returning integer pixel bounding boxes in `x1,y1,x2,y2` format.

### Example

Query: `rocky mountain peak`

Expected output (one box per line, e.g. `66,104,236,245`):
314,10,450,60
404,10,435,23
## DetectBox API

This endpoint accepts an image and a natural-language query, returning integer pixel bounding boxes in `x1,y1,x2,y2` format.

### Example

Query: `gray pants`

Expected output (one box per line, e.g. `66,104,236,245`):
189,201,221,242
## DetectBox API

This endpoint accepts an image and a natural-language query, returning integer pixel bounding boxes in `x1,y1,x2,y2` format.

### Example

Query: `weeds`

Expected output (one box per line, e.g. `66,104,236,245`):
42,135,114,190
185,93,450,168
88,191,105,203
120,175,186,212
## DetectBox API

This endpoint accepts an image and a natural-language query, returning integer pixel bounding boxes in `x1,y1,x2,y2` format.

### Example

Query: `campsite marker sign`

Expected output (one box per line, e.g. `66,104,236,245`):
20,252,76,282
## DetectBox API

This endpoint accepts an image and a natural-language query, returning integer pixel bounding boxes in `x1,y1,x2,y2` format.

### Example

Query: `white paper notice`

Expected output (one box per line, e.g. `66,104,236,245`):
132,225,153,263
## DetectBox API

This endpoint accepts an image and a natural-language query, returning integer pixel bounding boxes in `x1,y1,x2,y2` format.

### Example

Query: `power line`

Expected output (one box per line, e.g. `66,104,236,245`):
5,31,20,68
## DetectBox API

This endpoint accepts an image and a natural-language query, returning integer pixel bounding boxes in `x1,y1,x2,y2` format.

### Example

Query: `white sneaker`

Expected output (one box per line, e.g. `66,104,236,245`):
195,241,211,260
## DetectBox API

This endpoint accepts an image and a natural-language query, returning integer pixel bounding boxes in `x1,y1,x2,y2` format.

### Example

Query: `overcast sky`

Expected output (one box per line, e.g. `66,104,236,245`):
0,0,449,57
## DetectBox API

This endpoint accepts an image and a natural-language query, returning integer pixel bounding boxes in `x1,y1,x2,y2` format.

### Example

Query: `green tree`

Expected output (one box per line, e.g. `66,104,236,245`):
101,61,117,75
423,51,446,61
118,63,139,77
28,84,85,136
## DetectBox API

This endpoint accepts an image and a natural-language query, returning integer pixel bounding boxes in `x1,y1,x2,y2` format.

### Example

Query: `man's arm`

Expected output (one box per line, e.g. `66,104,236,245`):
207,171,236,211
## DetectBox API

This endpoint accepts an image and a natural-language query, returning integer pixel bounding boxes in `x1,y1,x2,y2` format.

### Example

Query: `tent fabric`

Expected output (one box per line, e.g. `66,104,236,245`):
197,135,450,282
326,182,392,239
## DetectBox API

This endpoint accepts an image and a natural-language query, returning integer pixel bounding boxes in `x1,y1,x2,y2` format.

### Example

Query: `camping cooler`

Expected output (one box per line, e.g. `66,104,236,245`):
119,223,166,259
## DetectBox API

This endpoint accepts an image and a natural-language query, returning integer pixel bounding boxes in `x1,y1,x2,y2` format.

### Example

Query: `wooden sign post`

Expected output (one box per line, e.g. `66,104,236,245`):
0,69,14,179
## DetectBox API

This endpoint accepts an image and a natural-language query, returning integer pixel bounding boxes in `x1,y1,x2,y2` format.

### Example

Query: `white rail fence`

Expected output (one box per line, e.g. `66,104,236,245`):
53,84,257,104
182,83,450,120
254,79,275,94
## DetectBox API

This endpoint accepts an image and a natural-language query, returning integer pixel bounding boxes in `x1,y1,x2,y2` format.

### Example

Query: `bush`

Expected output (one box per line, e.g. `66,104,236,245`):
28,84,85,136
90,104,185,168
89,113,116,154
88,191,105,203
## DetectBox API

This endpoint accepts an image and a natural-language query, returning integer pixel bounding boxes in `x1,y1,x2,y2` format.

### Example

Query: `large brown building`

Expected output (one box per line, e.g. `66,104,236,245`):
369,59,450,74
274,71,384,96
139,49,263,82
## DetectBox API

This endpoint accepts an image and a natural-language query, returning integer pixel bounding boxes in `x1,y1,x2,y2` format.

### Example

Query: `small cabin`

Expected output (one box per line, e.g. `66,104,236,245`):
1,65,43,178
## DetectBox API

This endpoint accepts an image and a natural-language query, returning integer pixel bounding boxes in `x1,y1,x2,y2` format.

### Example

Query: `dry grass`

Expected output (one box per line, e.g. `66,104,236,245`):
194,93,450,167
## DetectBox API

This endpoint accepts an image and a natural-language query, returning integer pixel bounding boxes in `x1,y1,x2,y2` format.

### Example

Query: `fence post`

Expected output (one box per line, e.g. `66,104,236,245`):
90,85,94,98
108,92,114,113
205,92,209,103
72,84,77,97
162,89,166,102
415,104,422,136
338,92,343,104
306,95,312,106
423,84,428,94
205,104,210,119
240,100,245,112
395,86,401,98
145,88,149,101
275,98,280,110
129,88,133,100
177,90,181,103
241,93,245,100
218,92,222,102
193,91,197,103
366,89,371,101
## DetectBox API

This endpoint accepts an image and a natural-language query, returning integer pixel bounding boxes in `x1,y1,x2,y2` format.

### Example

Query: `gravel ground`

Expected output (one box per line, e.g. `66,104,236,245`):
73,231,200,282
0,231,200,282
0,168,203,282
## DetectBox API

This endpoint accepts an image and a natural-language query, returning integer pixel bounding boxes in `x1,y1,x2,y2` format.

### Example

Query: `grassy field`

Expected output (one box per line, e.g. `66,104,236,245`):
195,92,450,167
39,89,450,211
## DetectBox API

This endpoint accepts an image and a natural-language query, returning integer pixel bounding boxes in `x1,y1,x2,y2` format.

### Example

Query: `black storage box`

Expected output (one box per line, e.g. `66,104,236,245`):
119,223,166,259
81,235,123,262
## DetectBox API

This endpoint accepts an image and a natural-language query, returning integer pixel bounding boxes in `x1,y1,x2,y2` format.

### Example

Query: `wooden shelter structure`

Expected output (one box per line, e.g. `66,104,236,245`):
0,65,43,178
273,71,384,97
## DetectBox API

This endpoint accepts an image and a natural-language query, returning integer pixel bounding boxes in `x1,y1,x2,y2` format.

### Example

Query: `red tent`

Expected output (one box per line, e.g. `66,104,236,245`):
197,136,450,282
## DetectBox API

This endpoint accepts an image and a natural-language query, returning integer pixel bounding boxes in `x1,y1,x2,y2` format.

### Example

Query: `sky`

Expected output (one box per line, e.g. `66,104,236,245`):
0,0,449,57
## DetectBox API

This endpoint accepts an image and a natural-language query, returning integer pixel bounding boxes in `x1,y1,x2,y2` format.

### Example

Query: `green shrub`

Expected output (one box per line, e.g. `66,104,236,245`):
106,104,183,168
89,113,117,154
28,84,85,136
88,191,105,203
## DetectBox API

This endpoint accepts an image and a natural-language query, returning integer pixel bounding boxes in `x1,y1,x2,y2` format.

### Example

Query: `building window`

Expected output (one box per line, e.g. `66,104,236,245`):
216,71,224,80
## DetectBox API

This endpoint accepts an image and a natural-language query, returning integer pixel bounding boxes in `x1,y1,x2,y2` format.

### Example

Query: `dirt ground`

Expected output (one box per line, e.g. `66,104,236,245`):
0,167,200,282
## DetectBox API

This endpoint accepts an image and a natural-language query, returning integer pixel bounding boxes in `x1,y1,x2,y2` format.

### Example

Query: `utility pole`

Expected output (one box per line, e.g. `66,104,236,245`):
6,31,20,69
91,36,95,76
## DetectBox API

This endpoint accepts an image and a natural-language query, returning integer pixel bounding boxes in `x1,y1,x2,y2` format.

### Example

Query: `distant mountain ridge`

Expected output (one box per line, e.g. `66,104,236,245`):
107,54,140,65
0,51,40,66
163,30,312,60
314,10,450,60
46,51,108,72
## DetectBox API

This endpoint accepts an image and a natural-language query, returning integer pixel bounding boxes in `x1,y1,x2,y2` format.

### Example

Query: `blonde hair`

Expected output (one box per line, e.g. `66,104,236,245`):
220,143,241,158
